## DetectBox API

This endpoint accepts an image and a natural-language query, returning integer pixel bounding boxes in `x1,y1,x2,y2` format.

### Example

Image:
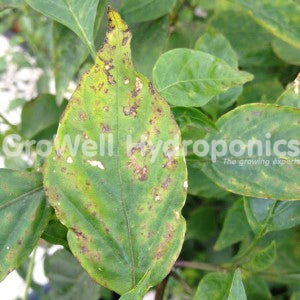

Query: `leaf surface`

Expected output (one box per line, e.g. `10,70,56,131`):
44,8,187,296
250,241,276,272
153,49,253,107
0,169,50,281
202,104,300,200
24,0,100,56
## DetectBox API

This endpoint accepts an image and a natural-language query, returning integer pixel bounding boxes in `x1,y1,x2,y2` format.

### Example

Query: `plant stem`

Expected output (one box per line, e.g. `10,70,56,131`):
155,274,170,300
24,246,37,300
175,260,226,272
0,113,16,129
171,272,193,295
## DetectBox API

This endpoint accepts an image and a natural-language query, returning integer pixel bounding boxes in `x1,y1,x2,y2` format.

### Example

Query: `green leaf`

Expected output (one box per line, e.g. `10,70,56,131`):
131,16,169,78
44,249,101,300
272,39,300,66
214,199,251,251
172,106,217,133
44,8,187,296
244,198,300,234
244,276,271,300
153,49,253,107
0,0,22,9
186,207,217,242
193,272,233,300
53,23,89,106
276,73,300,108
24,0,100,57
41,214,69,249
195,31,238,69
228,269,247,300
120,0,176,23
21,94,67,140
202,104,300,200
250,241,276,272
0,169,50,281
232,0,300,49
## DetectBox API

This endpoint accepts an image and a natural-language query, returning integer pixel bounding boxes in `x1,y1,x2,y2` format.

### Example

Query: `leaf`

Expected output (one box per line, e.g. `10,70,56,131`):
232,0,300,49
41,214,69,249
276,73,300,108
244,276,271,300
0,169,50,281
21,94,67,140
120,0,176,23
272,39,300,66
186,207,217,242
53,23,89,106
44,249,101,300
131,16,169,78
172,107,217,133
44,8,187,296
153,49,253,107
250,241,276,272
202,104,300,200
195,31,238,69
244,198,300,234
193,272,233,300
214,199,251,251
24,0,100,57
227,269,247,300
0,0,22,9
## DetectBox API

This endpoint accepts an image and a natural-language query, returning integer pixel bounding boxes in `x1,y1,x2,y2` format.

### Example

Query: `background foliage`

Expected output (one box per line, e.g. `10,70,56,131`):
0,0,299,299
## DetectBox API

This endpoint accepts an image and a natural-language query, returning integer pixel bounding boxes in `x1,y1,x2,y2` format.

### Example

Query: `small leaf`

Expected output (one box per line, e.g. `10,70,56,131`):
251,241,276,272
21,94,67,140
24,0,100,57
244,198,300,234
120,0,176,23
214,199,251,251
193,272,233,300
153,49,253,107
232,0,300,49
44,8,187,296
0,169,50,281
227,269,247,300
202,104,300,200
44,249,101,300
276,73,300,108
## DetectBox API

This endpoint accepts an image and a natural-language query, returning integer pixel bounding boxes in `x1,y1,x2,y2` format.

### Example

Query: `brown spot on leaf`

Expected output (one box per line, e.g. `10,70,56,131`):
78,111,87,121
122,36,129,46
100,123,111,133
71,226,87,240
123,102,139,117
149,82,155,95
103,106,109,112
162,176,172,189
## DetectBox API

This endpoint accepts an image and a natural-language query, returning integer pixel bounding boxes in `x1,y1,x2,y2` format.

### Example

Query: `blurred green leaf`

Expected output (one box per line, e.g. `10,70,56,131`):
214,199,251,251
227,269,247,300
250,241,276,272
244,198,300,234
44,249,102,300
0,169,50,281
272,39,300,66
120,0,176,23
153,49,253,107
244,276,271,300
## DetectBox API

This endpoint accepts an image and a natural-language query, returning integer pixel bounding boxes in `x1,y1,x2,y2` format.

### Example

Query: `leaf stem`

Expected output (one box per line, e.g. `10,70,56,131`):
171,272,193,295
155,274,170,300
0,113,16,129
24,246,37,300
174,260,226,272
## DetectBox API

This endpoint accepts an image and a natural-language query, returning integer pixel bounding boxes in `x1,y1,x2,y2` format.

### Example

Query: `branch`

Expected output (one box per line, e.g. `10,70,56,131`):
174,260,226,272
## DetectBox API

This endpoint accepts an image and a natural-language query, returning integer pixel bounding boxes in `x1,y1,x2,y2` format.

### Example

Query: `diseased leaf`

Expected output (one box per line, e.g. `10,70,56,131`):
250,241,276,272
24,0,100,57
44,8,187,296
153,49,253,107
244,198,300,234
276,73,300,108
214,199,251,251
202,104,300,200
232,0,300,49
21,94,67,140
120,0,176,23
131,16,169,78
227,269,247,300
0,169,50,281
272,39,300,66
44,249,101,300
193,272,233,300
